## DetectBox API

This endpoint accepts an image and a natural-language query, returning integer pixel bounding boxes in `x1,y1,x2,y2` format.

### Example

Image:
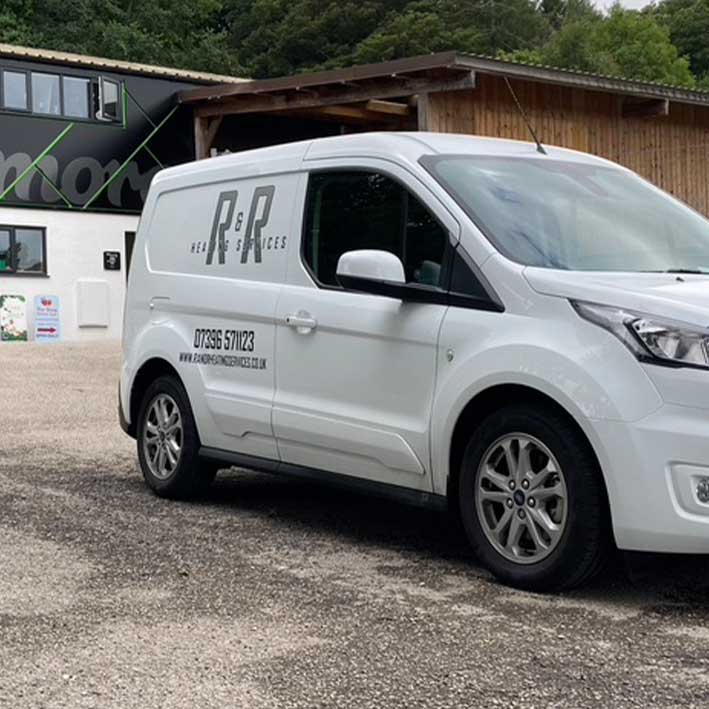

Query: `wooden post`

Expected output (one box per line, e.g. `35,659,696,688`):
194,115,207,159
193,115,224,159
417,93,430,131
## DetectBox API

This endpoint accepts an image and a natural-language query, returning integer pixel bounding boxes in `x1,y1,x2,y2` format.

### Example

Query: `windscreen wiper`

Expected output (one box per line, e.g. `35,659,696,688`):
662,268,709,275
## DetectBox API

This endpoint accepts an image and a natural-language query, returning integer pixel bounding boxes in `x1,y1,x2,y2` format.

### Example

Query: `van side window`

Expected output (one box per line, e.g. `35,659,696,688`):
303,171,448,288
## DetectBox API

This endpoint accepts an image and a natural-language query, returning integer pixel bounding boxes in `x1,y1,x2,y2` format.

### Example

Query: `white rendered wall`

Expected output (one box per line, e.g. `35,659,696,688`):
0,207,139,341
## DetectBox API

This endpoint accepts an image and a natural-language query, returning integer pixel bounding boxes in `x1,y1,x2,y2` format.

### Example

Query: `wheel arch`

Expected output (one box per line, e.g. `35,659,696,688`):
127,357,182,438
446,384,611,520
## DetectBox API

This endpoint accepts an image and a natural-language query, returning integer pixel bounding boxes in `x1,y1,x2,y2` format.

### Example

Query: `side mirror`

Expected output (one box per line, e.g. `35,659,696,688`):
336,250,406,297
337,250,405,284
335,249,451,305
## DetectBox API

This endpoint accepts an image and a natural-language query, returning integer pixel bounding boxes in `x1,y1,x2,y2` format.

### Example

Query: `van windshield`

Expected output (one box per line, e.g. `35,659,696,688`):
424,155,709,273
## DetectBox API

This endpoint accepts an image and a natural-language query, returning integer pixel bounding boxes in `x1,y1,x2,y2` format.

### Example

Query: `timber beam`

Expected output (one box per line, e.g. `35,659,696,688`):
287,100,412,125
365,99,411,116
192,73,476,120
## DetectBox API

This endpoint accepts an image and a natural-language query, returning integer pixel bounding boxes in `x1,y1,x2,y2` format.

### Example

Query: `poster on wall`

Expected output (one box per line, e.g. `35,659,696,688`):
34,296,61,343
0,295,28,342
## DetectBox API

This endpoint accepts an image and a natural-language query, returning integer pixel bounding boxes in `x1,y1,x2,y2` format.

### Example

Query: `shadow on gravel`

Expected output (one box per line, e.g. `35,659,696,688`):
187,467,709,606
203,469,472,560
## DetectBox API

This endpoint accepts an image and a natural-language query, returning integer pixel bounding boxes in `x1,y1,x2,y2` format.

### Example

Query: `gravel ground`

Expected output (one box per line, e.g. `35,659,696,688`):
1,342,709,708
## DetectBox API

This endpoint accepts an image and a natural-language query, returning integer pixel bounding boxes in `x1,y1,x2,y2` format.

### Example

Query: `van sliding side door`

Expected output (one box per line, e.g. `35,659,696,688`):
151,172,300,461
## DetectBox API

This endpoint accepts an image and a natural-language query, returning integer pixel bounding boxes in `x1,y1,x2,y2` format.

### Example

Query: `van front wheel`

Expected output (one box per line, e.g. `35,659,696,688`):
458,404,610,591
136,375,215,499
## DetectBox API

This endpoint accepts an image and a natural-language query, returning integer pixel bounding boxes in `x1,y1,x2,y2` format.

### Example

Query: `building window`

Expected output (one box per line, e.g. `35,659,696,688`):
2,70,28,110
1,67,121,122
63,76,90,118
99,77,120,121
0,230,10,271
32,72,61,115
0,226,47,275
303,171,448,288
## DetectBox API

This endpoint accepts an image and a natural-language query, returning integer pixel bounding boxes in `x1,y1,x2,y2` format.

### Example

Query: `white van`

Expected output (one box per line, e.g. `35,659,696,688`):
120,132,709,590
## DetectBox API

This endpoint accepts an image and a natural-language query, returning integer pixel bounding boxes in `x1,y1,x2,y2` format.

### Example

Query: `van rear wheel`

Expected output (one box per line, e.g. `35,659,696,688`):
136,375,215,499
458,404,610,591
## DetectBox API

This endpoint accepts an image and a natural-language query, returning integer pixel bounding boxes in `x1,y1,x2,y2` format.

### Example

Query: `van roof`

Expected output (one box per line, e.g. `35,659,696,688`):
305,132,612,166
154,131,616,186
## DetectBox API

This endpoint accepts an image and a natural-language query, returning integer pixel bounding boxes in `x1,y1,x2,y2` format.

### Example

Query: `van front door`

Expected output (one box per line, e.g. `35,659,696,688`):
273,166,457,491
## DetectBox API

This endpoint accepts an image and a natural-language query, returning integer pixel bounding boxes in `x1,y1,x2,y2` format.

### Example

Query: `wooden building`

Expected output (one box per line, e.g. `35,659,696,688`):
181,52,709,217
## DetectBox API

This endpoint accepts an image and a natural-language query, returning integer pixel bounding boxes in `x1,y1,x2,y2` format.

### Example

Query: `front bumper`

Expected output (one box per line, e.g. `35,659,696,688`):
594,403,709,553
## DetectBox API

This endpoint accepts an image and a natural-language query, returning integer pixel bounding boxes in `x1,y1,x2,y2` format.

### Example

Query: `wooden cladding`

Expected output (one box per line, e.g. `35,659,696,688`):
428,74,709,217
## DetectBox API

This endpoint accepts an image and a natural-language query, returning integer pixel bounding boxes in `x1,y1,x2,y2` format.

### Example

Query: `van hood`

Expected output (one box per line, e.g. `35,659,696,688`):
524,268,709,328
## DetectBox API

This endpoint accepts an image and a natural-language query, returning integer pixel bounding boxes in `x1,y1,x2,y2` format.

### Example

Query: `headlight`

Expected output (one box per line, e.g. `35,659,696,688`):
572,301,709,369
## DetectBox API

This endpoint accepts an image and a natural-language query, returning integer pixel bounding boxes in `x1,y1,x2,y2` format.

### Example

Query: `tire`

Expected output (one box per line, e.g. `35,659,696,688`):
136,375,216,499
458,403,610,591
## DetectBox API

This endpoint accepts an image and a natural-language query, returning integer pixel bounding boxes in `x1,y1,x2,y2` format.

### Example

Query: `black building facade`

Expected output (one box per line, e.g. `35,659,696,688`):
0,44,239,342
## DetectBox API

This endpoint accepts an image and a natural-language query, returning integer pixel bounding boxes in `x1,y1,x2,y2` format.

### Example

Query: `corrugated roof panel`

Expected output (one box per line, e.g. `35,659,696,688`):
0,43,248,85
180,51,709,109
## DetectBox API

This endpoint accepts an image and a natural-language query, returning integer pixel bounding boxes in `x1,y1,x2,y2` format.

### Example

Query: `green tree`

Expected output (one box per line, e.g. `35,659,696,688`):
597,6,694,85
0,0,242,75
227,0,551,77
352,8,485,64
0,0,35,46
505,6,695,87
540,0,598,30
653,0,709,85
224,0,411,77
0,0,702,89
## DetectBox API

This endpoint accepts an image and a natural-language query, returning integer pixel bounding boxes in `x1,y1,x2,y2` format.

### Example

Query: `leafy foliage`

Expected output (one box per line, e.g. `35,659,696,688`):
653,0,709,85
598,6,694,86
223,0,411,77
504,6,695,87
0,0,706,90
0,0,243,75
352,1,550,67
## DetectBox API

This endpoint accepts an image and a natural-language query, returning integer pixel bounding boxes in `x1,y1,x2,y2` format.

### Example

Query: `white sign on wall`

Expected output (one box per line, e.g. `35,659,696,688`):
0,295,28,342
34,295,61,342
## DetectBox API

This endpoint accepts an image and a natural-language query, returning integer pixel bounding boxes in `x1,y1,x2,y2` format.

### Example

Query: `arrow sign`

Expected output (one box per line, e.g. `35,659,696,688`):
34,295,61,343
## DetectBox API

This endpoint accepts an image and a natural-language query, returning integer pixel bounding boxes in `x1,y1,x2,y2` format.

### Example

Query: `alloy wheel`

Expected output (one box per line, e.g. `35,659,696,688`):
475,433,568,565
142,393,183,480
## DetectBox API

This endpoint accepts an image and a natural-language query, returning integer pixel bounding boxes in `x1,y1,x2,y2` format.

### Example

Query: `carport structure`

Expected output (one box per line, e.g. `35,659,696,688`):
180,53,477,159
179,51,709,216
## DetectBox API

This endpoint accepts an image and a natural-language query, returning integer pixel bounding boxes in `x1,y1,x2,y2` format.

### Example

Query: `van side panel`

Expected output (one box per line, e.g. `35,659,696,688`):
130,169,300,459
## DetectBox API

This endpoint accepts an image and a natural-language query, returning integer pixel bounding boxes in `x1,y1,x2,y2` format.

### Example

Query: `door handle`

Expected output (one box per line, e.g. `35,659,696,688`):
285,312,317,334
